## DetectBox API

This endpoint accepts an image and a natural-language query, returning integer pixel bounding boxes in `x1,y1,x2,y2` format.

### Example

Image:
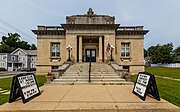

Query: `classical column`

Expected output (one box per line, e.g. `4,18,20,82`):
99,36,102,62
79,36,82,62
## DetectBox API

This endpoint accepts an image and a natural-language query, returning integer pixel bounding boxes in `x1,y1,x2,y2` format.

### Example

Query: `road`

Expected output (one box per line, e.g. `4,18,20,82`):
0,71,35,78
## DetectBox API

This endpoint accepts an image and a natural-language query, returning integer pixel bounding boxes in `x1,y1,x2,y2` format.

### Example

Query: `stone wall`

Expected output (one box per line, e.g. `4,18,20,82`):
115,35,145,74
36,35,66,74
104,34,116,63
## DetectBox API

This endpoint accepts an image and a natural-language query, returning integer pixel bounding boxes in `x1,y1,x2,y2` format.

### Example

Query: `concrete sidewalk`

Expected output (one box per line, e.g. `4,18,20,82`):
0,85,179,112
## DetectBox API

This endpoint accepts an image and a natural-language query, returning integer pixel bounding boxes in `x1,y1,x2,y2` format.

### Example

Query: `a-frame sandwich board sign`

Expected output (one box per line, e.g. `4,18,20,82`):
9,73,40,103
132,72,160,101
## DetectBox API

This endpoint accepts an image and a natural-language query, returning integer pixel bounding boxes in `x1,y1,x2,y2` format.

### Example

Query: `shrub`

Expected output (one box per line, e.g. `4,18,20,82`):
0,68,6,71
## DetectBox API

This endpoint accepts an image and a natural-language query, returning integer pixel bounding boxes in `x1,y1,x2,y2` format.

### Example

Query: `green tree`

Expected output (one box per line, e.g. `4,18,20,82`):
0,33,36,53
144,49,148,58
31,44,37,50
174,46,180,56
148,43,174,64
173,46,180,62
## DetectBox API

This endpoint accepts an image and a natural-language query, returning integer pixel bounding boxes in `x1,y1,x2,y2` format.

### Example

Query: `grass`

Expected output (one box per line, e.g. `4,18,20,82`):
146,67,180,79
132,75,180,107
0,94,9,105
0,77,13,90
0,75,46,105
0,75,46,91
35,75,47,87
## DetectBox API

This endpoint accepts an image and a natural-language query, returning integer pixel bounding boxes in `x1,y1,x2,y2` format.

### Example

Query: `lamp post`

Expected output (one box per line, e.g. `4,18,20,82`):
66,45,72,61
110,45,114,61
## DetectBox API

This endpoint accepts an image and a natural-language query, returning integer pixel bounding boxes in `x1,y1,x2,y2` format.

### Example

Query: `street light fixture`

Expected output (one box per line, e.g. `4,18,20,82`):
66,45,72,61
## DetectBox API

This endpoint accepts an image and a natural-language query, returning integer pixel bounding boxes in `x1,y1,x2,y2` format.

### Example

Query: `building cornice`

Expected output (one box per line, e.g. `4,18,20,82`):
66,33,115,36
61,24,120,30
116,30,149,36
115,37,144,39
32,30,65,35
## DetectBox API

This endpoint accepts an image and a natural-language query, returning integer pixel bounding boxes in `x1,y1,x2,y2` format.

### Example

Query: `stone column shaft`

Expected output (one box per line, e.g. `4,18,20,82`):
99,36,102,62
79,36,82,62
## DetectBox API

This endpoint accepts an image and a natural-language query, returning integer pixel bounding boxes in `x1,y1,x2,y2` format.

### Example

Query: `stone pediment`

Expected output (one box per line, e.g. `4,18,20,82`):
66,8,115,24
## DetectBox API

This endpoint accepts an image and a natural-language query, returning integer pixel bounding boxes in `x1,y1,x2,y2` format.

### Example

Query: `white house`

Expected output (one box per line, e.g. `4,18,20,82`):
0,48,37,71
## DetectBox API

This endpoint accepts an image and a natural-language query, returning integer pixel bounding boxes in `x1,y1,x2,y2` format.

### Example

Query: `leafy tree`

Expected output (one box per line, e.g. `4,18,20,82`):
148,43,174,64
173,46,180,62
144,49,147,58
0,33,36,53
174,46,180,56
31,44,37,50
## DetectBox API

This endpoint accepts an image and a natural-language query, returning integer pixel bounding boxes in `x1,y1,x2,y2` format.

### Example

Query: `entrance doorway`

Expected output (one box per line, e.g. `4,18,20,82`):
86,49,96,62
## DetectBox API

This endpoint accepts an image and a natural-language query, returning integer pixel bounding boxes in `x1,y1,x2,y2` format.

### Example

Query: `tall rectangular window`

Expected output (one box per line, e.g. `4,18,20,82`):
51,43,60,57
121,43,130,57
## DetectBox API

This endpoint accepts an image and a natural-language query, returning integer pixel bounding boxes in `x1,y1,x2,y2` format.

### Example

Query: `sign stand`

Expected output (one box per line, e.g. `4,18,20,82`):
132,72,160,101
9,73,41,103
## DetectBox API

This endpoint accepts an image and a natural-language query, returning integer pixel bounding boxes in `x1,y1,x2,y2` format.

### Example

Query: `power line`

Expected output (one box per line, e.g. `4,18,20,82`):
0,31,6,35
0,27,9,32
0,18,36,43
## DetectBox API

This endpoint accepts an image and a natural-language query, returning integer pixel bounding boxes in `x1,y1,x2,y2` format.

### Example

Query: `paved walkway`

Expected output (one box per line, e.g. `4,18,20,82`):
0,71,35,78
155,75,180,81
0,85,179,112
0,88,9,94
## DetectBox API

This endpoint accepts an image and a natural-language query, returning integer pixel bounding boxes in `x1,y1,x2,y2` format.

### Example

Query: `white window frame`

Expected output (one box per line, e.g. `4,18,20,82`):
121,43,130,57
51,43,60,57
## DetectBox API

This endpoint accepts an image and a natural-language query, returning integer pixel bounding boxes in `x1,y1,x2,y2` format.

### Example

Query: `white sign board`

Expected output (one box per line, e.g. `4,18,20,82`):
133,72,160,101
18,74,40,100
134,73,150,97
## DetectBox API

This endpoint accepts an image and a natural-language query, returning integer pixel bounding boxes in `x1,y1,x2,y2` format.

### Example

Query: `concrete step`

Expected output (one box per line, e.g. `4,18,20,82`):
63,73,117,76
50,81,133,85
53,78,125,82
59,76,121,79
62,74,119,76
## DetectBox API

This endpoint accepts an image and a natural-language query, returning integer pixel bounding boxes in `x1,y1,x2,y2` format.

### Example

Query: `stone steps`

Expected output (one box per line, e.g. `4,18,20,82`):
63,72,117,74
53,78,125,82
59,76,121,79
52,63,129,85
62,74,119,76
51,81,133,85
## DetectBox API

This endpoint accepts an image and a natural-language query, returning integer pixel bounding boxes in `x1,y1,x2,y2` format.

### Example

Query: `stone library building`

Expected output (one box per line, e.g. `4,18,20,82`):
32,8,149,74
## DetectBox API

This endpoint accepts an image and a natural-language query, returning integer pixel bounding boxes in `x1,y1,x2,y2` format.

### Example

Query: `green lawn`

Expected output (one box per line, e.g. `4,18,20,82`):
146,67,180,79
0,75,46,105
0,94,9,105
132,75,180,107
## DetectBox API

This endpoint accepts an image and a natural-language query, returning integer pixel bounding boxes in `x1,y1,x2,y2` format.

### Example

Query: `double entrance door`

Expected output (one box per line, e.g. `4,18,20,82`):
85,49,96,62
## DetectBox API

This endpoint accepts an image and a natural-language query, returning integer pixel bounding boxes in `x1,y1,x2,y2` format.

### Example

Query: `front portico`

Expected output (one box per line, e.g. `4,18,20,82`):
62,24,118,63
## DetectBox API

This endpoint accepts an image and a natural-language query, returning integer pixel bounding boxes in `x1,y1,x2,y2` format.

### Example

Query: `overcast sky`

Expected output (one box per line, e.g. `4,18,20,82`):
0,0,180,49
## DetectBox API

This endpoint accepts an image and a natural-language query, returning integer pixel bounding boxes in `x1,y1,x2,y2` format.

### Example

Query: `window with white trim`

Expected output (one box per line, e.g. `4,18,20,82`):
51,43,60,57
121,43,130,57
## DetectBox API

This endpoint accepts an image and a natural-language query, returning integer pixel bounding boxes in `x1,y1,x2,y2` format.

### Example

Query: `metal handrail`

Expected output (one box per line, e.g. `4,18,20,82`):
89,57,91,82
